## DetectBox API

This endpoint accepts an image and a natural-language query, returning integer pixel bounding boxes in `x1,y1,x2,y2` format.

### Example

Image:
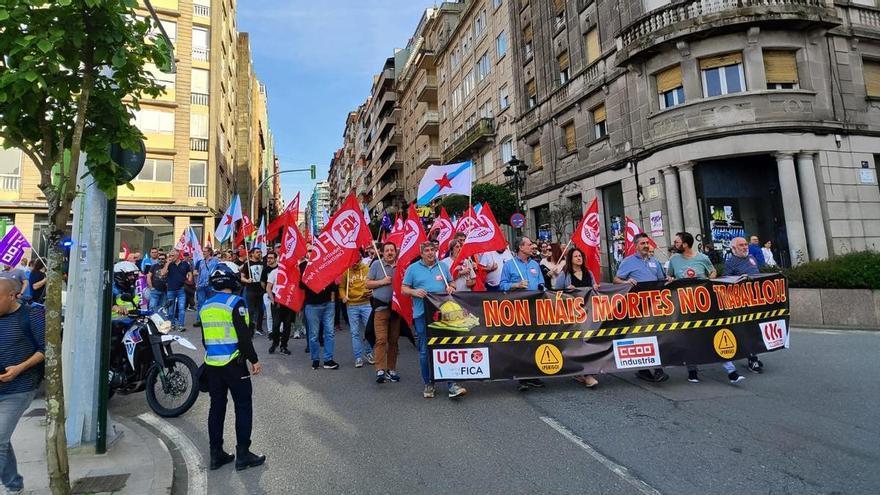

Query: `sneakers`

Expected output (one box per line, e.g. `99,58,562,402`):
365,352,375,365
729,372,746,384
323,360,339,370
653,369,670,382
376,370,387,383
194,321,202,328
423,384,435,398
747,356,764,374
292,330,303,339
279,347,291,356
311,360,319,370
448,383,468,399
254,329,264,337
354,358,364,368
687,370,700,383
268,344,277,354
388,370,400,383
519,378,545,390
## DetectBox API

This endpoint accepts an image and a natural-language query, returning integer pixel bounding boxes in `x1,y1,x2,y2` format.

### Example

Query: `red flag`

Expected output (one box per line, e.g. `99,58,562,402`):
268,192,300,242
234,215,257,247
391,204,427,327
452,203,508,274
302,193,373,293
572,197,602,284
454,206,476,236
428,207,455,257
120,240,130,260
274,219,307,311
206,233,214,249
386,212,405,249
623,216,656,257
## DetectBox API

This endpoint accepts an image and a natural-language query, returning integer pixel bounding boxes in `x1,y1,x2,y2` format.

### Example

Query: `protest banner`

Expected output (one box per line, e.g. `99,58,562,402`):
425,274,790,381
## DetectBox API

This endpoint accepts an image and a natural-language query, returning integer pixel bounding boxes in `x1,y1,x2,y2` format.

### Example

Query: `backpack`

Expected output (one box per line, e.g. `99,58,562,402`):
18,303,45,385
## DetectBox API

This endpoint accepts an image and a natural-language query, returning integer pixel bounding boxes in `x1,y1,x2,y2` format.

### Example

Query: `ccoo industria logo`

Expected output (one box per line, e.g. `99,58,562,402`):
759,319,788,350
581,211,600,247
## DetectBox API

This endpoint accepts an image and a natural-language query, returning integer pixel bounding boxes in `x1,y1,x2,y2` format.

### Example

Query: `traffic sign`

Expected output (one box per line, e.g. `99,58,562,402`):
510,212,526,229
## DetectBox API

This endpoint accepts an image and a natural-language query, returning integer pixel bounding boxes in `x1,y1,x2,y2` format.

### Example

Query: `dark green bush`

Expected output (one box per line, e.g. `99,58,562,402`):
781,251,880,289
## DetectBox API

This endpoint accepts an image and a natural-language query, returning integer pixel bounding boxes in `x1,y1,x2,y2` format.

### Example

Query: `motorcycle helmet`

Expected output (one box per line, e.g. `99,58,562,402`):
209,262,240,291
113,261,140,294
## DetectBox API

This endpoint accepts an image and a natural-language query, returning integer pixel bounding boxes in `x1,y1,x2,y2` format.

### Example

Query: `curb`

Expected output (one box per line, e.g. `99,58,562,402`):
114,416,174,495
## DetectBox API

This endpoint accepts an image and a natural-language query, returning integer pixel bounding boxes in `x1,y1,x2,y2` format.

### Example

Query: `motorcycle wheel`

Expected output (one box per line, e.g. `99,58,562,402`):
145,354,199,418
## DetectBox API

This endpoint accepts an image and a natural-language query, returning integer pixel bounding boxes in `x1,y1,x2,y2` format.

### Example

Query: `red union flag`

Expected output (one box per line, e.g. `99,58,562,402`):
302,193,373,292
392,204,427,327
572,197,602,284
268,192,300,242
451,203,507,274
278,220,307,268
623,215,656,257
273,261,305,312
454,206,476,236
428,207,455,257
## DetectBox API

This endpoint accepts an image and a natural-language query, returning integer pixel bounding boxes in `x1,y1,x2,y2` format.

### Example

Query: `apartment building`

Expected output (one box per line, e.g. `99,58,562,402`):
305,180,332,231
363,58,405,212
0,0,278,253
437,0,520,186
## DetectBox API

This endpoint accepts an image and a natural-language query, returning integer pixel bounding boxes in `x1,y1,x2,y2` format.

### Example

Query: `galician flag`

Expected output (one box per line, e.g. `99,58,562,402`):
417,161,473,205
254,217,268,256
214,194,243,245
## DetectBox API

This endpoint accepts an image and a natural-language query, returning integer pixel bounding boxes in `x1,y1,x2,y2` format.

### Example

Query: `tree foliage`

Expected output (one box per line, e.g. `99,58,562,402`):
438,183,518,225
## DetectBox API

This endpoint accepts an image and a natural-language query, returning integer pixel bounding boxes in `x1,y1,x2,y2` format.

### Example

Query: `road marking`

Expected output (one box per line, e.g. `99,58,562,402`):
540,416,661,495
138,413,207,495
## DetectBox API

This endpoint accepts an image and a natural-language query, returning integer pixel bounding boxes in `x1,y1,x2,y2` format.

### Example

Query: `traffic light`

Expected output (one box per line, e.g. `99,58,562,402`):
310,164,317,180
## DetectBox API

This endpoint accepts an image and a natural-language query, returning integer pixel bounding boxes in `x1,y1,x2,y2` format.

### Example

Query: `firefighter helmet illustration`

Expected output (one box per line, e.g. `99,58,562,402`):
429,301,480,333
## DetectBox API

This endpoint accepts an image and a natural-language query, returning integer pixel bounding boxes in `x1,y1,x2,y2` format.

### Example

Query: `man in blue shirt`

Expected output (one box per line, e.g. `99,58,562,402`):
748,235,766,267
194,247,218,328
141,247,159,273
402,242,465,400
723,237,764,374
613,233,670,383
500,237,544,291
161,250,192,332
500,236,548,391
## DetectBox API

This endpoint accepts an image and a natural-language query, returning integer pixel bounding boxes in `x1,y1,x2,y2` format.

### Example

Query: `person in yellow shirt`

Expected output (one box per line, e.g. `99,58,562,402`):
339,257,375,368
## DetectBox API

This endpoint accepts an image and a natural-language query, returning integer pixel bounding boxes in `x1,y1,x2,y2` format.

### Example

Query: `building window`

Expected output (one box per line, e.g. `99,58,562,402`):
192,27,209,61
553,0,566,30
480,100,494,119
494,0,503,8
592,104,607,139
135,109,175,134
657,64,685,109
190,113,209,139
644,0,671,12
499,85,510,110
700,53,745,97
189,160,207,185
531,143,543,171
764,50,799,90
146,63,175,90
526,79,537,109
558,50,570,84
523,24,533,59
866,59,880,97
191,68,209,95
483,149,494,175
478,52,491,82
496,31,507,59
136,158,174,182
584,28,600,65
501,139,513,164
475,10,487,39
0,147,21,178
563,122,576,153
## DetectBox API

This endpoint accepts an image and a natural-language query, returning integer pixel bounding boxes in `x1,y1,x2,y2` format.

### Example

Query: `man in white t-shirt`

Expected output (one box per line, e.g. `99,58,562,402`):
479,249,513,292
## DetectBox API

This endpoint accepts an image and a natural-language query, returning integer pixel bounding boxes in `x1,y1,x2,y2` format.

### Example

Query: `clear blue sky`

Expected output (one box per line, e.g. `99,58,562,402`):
237,1,427,206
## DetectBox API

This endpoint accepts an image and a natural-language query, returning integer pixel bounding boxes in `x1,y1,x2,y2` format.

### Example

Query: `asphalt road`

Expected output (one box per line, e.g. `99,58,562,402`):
110,319,880,495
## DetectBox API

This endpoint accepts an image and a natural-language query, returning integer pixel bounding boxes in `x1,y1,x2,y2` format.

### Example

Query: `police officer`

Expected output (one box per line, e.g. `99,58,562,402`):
111,261,141,318
200,262,267,471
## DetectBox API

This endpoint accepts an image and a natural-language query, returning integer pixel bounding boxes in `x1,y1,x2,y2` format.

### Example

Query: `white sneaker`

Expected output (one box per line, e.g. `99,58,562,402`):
448,383,468,399
354,358,364,368
423,385,435,398
365,352,375,365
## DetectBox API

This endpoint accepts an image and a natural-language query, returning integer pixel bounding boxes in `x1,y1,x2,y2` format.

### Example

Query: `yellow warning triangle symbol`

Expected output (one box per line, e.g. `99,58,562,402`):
540,347,560,365
719,332,735,350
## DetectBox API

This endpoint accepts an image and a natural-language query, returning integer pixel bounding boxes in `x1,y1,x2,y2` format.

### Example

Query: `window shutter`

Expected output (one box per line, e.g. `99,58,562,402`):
593,104,606,123
764,51,798,84
554,0,566,15
533,144,543,169
564,124,576,151
585,28,600,64
656,65,683,93
866,60,880,97
558,51,570,71
699,52,743,70
526,79,537,97
523,24,533,43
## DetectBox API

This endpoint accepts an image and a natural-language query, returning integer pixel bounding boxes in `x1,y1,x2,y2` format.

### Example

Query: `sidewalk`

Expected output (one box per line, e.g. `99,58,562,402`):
12,398,173,495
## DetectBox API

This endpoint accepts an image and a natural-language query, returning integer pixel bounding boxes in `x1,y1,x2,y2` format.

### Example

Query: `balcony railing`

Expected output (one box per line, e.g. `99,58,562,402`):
418,145,441,168
193,4,210,17
415,71,438,102
442,117,495,164
842,2,880,30
192,47,210,62
0,174,20,191
190,137,209,152
417,111,440,135
189,184,207,198
191,92,209,105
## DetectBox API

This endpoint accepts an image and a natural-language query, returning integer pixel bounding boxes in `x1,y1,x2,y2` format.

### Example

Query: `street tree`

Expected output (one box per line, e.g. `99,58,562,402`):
0,1,168,492
437,183,518,224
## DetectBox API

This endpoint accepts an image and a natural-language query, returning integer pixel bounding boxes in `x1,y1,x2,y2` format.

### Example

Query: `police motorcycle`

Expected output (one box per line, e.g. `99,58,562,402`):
109,262,200,417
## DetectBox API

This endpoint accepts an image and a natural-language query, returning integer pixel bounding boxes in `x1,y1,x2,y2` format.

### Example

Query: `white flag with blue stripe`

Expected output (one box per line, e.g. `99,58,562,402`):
214,194,242,245
417,161,473,206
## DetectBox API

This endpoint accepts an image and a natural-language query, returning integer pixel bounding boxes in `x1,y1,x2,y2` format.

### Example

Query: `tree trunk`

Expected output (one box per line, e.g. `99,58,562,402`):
44,229,71,495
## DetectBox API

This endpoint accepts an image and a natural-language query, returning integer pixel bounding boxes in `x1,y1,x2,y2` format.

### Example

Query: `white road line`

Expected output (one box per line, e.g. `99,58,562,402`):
138,413,208,495
540,416,662,495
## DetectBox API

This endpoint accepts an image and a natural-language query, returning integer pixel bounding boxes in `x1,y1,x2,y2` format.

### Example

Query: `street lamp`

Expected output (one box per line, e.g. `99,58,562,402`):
504,155,529,211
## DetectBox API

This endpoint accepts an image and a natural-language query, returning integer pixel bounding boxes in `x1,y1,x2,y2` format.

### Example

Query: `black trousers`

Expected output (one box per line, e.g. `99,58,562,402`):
271,304,295,348
206,361,253,451
245,289,265,333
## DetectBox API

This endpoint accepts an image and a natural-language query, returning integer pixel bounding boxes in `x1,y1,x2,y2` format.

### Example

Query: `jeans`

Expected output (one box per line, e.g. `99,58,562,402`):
305,302,335,362
263,294,273,334
688,362,736,374
206,362,253,451
166,288,187,327
149,288,167,312
196,287,214,317
0,389,36,491
412,316,431,385
346,303,373,359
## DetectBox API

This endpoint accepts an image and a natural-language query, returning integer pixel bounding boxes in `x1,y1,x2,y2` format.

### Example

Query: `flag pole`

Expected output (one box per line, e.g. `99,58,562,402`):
506,247,526,280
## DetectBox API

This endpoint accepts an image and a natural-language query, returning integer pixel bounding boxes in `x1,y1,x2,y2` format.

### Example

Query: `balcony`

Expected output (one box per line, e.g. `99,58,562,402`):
189,184,207,198
417,111,440,136
190,137,209,152
192,47,210,62
373,180,402,202
0,174,20,191
838,2,880,35
615,0,839,65
378,108,399,137
374,152,402,182
415,71,438,102
418,145,441,169
191,92,209,105
442,117,495,164
193,3,210,18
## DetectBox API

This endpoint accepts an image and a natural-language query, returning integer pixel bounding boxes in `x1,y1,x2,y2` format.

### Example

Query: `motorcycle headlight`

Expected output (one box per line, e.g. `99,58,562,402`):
149,313,173,334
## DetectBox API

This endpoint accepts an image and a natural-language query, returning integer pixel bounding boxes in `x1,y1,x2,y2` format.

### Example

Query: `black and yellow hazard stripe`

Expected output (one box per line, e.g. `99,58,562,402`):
427,308,789,346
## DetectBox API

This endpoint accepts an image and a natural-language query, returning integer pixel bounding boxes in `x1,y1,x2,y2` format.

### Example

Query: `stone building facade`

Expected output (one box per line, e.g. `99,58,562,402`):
512,0,880,276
